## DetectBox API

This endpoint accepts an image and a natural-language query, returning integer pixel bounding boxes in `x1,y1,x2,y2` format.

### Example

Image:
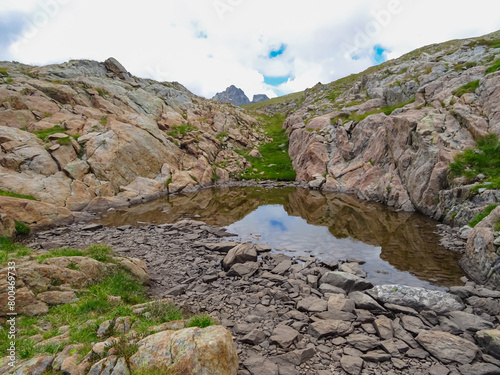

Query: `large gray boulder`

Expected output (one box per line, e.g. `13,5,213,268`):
366,285,464,314
319,272,373,293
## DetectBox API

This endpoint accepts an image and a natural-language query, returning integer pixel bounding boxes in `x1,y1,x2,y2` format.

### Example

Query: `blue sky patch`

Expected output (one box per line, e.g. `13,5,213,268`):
264,75,292,86
269,44,286,59
372,45,388,65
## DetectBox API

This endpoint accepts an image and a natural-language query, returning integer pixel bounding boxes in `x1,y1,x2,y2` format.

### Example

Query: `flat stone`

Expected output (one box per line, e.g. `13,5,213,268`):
309,320,354,339
384,303,418,316
271,259,292,275
328,294,355,312
346,334,380,352
401,315,427,335
406,348,430,359
428,365,450,375
380,339,400,357
348,291,385,312
297,296,328,312
458,363,500,375
281,348,316,366
416,330,478,364
313,309,356,322
319,271,373,293
243,354,279,375
340,355,363,375
37,291,77,305
447,311,494,332
270,324,300,348
339,262,367,278
240,329,267,345
81,223,103,231
361,350,391,362
202,242,238,252
373,316,393,340
227,262,259,277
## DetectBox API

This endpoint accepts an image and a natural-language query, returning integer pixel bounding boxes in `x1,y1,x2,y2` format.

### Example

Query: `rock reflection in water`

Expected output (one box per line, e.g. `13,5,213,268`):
99,187,465,288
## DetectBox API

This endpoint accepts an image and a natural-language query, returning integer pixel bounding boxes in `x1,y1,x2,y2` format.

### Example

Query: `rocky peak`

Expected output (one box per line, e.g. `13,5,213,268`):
212,85,250,106
252,94,270,103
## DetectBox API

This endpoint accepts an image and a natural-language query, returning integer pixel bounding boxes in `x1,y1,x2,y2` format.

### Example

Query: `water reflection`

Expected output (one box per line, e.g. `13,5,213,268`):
99,187,465,288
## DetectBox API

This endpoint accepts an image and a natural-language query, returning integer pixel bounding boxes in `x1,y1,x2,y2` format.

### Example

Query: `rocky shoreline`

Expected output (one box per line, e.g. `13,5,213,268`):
22,219,500,375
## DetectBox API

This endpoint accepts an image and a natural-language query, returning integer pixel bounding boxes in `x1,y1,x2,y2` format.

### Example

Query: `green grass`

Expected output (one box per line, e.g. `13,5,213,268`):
166,124,197,138
31,125,67,140
0,68,9,77
331,98,415,124
0,189,37,200
0,236,33,265
495,218,500,232
15,221,31,235
100,115,108,126
449,133,500,190
486,59,500,75
236,113,296,181
452,80,480,97
241,91,304,111
468,204,498,228
185,314,217,329
56,137,72,145
37,244,113,263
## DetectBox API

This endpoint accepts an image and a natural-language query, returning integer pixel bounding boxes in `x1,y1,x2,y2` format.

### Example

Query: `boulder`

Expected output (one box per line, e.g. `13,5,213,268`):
222,243,258,271
308,320,354,339
319,271,373,293
129,325,238,374
367,285,464,314
476,329,500,360
415,330,478,365
270,324,300,348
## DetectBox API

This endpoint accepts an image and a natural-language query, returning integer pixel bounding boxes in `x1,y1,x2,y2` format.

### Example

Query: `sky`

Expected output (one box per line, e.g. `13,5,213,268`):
1,1,499,99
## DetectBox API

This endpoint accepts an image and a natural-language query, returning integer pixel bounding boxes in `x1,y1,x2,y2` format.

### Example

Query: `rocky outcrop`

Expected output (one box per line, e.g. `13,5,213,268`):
252,94,270,103
461,206,500,287
0,58,267,228
212,85,251,106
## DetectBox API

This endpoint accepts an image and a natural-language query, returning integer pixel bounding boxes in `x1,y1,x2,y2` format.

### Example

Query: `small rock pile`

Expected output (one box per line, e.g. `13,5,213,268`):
23,220,500,374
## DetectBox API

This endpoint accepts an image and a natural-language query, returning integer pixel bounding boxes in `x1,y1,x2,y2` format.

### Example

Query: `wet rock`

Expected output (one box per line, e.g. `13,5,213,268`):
416,330,479,364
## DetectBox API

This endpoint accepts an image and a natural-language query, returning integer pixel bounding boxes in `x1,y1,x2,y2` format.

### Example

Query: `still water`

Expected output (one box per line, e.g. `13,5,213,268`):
99,187,465,289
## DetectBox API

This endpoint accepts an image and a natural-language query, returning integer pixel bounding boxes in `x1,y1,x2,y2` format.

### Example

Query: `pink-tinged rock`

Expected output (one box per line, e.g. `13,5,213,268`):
129,325,238,374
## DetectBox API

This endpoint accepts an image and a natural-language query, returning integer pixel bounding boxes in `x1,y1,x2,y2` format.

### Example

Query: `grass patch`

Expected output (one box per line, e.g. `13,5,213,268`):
236,113,296,181
15,221,31,235
166,124,197,138
31,125,67,141
486,58,500,75
452,80,480,97
449,133,500,190
216,131,228,140
100,115,108,126
0,68,9,77
185,314,217,329
37,248,85,262
468,204,498,228
84,244,113,262
0,236,33,265
0,190,37,200
241,91,304,111
495,218,500,232
56,137,72,145
331,98,415,125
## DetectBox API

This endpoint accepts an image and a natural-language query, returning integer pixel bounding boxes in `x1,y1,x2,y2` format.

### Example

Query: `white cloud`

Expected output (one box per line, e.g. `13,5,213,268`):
1,0,499,98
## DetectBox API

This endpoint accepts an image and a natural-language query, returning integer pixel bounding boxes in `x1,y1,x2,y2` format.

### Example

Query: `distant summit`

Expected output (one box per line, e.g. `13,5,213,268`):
212,85,269,106
251,94,270,103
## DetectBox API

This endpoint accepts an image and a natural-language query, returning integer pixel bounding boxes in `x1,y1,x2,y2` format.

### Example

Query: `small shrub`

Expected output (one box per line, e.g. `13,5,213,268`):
185,314,217,329
15,221,31,235
468,204,498,228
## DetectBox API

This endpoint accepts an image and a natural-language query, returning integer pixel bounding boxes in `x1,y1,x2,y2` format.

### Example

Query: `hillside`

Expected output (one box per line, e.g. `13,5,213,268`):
0,57,276,225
